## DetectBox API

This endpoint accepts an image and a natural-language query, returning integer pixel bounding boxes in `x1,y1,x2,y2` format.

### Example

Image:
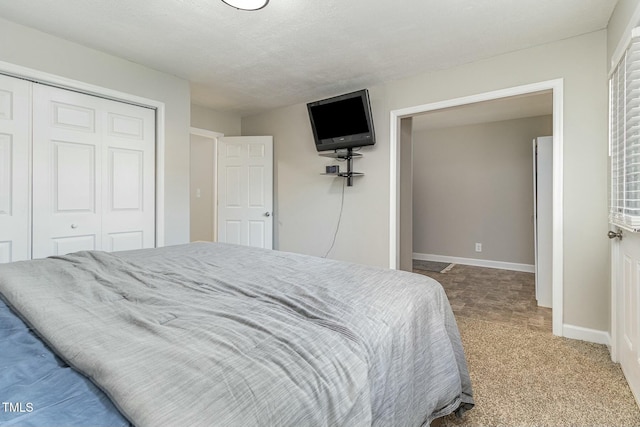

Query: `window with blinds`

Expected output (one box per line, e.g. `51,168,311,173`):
610,29,640,229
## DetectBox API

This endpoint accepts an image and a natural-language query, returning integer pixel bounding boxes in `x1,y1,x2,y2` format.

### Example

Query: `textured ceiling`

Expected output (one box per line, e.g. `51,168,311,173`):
0,0,617,116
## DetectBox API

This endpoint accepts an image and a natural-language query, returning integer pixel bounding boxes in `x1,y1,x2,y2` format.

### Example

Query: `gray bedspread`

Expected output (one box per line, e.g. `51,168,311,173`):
0,242,473,426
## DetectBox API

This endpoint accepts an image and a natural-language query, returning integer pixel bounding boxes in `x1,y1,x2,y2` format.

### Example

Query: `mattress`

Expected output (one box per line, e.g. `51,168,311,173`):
0,242,473,426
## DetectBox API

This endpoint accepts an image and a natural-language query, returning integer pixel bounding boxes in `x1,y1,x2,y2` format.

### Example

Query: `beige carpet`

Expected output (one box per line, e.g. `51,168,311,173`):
440,316,640,427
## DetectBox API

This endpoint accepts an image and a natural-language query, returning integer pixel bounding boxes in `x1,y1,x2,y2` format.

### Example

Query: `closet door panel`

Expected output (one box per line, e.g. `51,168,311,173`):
32,84,103,259
32,83,156,258
102,102,155,252
55,141,97,212
0,75,30,262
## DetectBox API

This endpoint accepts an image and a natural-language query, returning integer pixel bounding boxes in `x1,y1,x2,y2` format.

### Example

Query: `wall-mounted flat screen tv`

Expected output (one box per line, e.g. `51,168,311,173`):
307,89,375,152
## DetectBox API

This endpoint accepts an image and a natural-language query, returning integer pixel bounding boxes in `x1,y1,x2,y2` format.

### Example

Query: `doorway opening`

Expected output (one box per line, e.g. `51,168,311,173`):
189,127,223,243
390,79,564,336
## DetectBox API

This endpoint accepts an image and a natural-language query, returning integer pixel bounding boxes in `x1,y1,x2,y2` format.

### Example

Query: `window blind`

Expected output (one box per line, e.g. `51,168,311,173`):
610,29,640,229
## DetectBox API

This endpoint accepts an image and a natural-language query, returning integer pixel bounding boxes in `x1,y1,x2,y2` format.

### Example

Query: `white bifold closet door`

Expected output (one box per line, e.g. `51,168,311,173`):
0,75,30,262
32,83,156,259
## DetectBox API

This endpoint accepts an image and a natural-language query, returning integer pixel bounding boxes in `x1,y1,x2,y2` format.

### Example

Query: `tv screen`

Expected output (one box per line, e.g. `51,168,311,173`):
307,89,375,152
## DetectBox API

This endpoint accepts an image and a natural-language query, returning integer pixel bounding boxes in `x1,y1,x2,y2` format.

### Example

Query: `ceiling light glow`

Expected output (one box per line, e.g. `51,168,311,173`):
221,0,269,10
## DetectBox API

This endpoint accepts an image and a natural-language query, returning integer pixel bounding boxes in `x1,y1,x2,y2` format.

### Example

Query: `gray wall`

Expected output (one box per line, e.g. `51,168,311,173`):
242,97,389,262
607,0,640,66
412,115,553,265
191,103,241,135
0,18,191,246
243,30,609,333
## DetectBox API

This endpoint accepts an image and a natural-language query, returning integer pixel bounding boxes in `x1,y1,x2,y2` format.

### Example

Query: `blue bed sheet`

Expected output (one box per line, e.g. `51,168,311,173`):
0,297,130,426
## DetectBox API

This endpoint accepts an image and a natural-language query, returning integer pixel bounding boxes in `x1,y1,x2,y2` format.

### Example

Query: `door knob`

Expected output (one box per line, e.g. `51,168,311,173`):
608,230,622,240
264,212,271,217
71,224,78,229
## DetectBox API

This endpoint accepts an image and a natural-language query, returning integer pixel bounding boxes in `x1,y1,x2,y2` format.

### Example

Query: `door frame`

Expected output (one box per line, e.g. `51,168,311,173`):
389,78,564,336
190,127,223,242
0,60,166,247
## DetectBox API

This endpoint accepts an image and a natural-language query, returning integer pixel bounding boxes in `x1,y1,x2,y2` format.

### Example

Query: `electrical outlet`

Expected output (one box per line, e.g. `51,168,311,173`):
475,243,482,252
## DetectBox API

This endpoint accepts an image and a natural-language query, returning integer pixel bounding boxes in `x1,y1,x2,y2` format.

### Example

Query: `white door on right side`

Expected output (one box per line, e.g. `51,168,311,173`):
217,136,273,249
609,28,640,407
612,230,640,406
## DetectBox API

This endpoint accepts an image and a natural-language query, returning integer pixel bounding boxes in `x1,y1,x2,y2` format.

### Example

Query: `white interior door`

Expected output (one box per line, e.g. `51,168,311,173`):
0,74,30,263
533,136,553,308
217,136,273,249
101,97,155,252
32,84,103,258
32,84,155,258
612,230,640,406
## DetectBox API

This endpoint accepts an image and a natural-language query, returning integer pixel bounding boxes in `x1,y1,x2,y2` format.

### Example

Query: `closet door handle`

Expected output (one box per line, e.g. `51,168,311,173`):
71,224,78,229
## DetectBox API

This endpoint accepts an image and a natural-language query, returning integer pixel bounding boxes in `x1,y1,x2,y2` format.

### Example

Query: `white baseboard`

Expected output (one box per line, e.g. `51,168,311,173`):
562,324,611,346
413,252,535,273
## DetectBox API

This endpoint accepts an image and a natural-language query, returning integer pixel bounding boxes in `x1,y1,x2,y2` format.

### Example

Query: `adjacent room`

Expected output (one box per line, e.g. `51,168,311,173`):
0,0,639,425
410,92,554,332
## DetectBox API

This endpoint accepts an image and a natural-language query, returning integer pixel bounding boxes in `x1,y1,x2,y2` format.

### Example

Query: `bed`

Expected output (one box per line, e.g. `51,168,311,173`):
0,242,474,426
